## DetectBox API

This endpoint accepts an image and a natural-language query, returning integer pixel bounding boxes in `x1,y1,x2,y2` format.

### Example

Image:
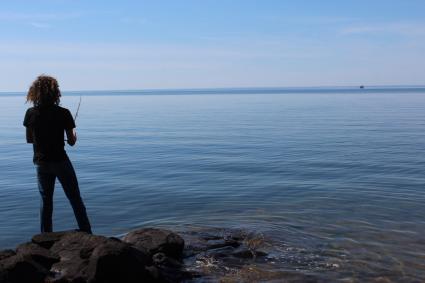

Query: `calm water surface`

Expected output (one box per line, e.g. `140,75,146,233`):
1,88,424,282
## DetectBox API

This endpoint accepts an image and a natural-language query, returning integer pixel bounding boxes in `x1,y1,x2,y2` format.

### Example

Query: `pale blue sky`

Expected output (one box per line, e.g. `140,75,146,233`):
1,0,424,91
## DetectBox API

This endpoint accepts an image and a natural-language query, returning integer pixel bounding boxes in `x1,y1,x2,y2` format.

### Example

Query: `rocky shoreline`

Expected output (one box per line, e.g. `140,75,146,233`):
0,228,270,283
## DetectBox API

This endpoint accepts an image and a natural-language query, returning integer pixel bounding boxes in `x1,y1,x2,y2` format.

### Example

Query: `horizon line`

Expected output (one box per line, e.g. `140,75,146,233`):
1,84,425,94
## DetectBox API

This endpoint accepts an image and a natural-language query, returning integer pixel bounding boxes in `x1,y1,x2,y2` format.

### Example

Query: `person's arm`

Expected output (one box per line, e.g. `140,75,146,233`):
66,128,77,146
64,108,77,146
24,109,33,143
26,127,34,143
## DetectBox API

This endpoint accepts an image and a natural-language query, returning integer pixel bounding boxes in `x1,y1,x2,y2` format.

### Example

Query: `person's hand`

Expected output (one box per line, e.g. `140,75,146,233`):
66,129,77,146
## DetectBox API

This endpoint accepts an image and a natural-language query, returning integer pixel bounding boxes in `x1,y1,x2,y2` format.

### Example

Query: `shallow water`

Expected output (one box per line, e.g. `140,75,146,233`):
1,88,425,282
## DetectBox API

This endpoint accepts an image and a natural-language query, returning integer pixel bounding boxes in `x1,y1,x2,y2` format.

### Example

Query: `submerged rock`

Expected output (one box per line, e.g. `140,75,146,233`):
123,228,184,260
232,249,268,259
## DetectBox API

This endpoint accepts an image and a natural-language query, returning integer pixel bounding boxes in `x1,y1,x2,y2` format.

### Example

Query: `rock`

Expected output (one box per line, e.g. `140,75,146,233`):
149,253,192,283
45,231,152,283
0,228,205,283
145,266,163,282
123,228,184,259
152,253,182,268
232,249,268,259
85,240,152,283
50,232,109,261
205,239,240,250
0,250,15,261
0,254,48,283
32,231,70,249
48,258,89,283
204,246,237,259
219,266,320,283
182,228,245,256
16,242,59,268
47,232,151,283
46,232,110,282
44,232,102,283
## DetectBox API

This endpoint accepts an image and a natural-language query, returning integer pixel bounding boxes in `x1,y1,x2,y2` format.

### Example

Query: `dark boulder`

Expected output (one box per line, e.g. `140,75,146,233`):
149,253,193,283
47,258,89,283
85,240,152,283
152,252,182,268
46,231,152,283
32,231,70,249
123,228,184,259
47,232,114,283
0,254,48,283
0,250,15,261
16,242,59,268
42,232,105,283
49,232,107,260
1,228,195,283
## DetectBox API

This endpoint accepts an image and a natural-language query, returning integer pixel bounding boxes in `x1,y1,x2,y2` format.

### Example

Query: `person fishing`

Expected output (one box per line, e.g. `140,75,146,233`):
23,75,92,234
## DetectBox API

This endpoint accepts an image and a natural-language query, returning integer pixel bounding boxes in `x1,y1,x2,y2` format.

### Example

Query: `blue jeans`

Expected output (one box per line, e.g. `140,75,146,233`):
36,158,92,233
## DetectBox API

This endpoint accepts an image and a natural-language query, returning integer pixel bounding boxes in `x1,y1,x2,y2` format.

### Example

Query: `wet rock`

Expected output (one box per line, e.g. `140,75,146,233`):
85,240,152,283
32,231,70,249
46,232,152,283
2,229,191,283
149,253,193,283
0,250,15,261
145,266,163,282
45,232,104,283
49,231,106,260
16,242,60,269
183,233,243,257
152,252,182,268
0,254,48,283
232,249,268,259
219,266,322,283
48,258,88,283
206,239,240,250
179,227,282,281
123,228,184,259
1,227,276,283
204,246,237,259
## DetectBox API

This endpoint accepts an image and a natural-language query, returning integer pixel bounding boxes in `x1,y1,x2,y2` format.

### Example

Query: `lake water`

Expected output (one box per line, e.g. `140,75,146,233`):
1,88,424,282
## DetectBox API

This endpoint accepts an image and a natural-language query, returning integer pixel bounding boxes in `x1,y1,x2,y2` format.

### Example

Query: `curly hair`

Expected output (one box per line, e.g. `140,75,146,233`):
26,75,61,107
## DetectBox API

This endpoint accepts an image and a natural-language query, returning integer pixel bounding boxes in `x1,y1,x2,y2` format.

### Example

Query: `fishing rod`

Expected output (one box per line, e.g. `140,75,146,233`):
74,96,82,121
65,96,82,142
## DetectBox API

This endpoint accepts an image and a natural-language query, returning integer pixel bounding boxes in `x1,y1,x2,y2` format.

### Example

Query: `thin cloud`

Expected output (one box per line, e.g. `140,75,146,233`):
341,22,425,37
0,12,82,21
0,11,81,31
120,17,147,25
30,22,51,29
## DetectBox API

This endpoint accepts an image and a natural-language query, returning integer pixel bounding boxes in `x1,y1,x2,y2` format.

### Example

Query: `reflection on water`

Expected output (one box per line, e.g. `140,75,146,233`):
0,89,424,282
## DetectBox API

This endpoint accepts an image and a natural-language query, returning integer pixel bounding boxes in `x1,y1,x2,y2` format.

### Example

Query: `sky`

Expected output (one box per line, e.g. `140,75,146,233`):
0,0,424,91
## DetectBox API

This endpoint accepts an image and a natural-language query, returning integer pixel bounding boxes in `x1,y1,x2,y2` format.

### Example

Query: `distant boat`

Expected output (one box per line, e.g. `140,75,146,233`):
359,85,365,89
